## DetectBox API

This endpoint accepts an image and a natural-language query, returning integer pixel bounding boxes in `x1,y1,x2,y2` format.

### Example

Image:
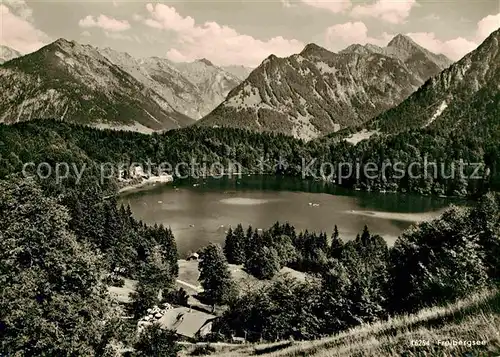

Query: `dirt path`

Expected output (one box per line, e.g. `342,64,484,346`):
176,279,203,293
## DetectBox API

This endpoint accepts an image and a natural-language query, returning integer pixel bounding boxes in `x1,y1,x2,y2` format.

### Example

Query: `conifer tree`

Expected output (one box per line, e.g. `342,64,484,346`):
130,246,175,318
360,225,371,246
329,225,344,258
224,225,246,264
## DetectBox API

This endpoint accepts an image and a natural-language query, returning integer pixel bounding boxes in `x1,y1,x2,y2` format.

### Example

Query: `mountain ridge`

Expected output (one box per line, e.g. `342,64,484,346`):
0,39,194,130
100,47,247,120
198,34,453,140
368,28,499,136
0,39,252,130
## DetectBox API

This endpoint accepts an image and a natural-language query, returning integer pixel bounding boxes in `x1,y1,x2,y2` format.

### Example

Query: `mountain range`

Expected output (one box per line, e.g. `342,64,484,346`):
0,39,193,130
0,40,252,131
5,31,497,140
99,49,251,120
1,28,499,194
198,34,453,140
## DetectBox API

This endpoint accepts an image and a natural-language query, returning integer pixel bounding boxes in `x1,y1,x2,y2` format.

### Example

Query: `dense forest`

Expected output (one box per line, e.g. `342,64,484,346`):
0,170,181,355
2,171,499,355
203,195,499,343
0,119,498,197
1,119,499,355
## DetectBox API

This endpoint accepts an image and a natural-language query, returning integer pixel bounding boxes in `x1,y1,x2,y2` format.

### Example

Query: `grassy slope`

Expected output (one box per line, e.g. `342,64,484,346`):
182,290,500,356
177,260,308,295
107,260,308,308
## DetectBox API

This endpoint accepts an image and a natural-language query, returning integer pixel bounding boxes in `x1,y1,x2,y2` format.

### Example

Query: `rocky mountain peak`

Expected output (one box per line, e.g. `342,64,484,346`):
221,64,254,81
300,43,333,58
102,47,133,58
340,43,378,56
385,33,453,70
475,27,499,54
369,28,499,135
387,34,419,50
52,38,79,50
265,54,279,61
341,43,365,53
0,38,196,130
96,43,244,120
197,58,215,67
257,54,280,69
45,38,103,61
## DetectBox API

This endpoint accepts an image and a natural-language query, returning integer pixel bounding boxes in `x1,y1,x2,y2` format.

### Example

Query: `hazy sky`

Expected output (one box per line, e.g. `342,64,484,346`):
1,0,499,66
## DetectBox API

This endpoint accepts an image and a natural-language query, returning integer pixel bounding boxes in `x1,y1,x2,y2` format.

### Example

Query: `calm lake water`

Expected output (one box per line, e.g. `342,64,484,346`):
120,175,459,257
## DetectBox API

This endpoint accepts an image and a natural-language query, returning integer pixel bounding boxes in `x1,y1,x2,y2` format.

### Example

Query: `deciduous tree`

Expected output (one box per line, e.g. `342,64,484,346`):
0,178,119,355
198,244,237,306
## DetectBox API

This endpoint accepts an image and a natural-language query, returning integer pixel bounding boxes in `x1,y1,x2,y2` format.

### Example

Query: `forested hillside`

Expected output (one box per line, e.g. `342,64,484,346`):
1,2,498,356
0,172,180,354
2,29,498,196
1,119,498,197
207,289,500,356
1,118,499,355
205,195,500,344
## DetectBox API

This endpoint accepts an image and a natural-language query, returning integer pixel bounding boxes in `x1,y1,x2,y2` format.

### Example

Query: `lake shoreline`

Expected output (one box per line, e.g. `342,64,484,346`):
118,173,464,201
118,174,174,194
120,175,456,255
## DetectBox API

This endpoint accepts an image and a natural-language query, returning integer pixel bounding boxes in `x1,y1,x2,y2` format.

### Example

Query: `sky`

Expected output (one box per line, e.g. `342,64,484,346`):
1,0,499,67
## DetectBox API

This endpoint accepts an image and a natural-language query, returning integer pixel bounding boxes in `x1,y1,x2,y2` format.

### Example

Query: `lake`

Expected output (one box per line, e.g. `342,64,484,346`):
120,175,459,257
